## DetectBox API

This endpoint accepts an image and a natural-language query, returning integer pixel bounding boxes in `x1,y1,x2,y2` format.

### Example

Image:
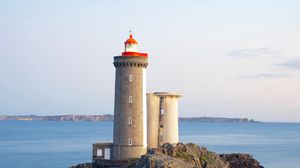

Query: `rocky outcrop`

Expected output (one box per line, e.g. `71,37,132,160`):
131,143,264,168
135,143,264,168
131,143,228,168
70,163,93,168
220,153,263,168
72,143,263,168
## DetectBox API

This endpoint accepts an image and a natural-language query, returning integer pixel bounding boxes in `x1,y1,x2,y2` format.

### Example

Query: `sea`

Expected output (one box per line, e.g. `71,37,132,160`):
0,121,299,168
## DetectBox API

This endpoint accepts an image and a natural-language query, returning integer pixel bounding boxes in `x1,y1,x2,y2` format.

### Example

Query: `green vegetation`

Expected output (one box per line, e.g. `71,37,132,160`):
175,151,194,162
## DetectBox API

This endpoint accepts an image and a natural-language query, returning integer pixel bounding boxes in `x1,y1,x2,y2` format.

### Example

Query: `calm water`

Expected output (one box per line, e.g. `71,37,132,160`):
0,121,299,168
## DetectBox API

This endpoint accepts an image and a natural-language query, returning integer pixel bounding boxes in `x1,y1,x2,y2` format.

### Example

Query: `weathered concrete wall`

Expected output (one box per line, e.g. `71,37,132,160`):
113,56,148,160
147,93,160,148
163,96,179,145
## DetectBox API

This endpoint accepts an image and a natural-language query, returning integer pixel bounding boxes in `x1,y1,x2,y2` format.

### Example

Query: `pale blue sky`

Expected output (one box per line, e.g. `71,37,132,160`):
1,0,300,122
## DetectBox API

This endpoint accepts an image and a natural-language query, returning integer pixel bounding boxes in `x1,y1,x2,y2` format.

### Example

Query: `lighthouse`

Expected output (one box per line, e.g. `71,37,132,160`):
112,34,148,159
92,34,182,166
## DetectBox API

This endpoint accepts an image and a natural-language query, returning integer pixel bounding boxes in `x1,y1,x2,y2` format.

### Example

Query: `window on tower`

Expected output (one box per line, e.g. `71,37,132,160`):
128,117,132,125
128,138,132,145
129,96,133,103
129,74,133,82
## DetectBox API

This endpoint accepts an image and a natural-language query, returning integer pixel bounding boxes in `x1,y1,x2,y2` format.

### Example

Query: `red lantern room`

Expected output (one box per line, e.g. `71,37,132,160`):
122,34,148,57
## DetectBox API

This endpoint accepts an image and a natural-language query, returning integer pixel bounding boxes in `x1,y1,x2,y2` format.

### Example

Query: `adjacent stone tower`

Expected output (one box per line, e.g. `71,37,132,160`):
147,92,182,148
112,34,148,160
146,93,160,148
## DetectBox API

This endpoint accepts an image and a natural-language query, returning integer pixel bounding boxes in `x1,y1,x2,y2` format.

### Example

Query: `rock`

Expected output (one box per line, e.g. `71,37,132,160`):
71,143,264,168
70,163,93,168
162,143,175,156
220,153,264,168
133,143,229,168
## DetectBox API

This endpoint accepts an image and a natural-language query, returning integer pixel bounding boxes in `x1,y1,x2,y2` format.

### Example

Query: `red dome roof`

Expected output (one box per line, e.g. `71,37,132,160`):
125,34,138,44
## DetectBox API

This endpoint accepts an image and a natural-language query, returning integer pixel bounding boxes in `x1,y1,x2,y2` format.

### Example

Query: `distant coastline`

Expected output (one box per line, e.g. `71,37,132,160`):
0,115,259,123
180,117,259,123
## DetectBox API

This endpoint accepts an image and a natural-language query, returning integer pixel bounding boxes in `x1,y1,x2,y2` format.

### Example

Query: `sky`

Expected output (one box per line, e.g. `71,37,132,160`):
1,0,300,122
